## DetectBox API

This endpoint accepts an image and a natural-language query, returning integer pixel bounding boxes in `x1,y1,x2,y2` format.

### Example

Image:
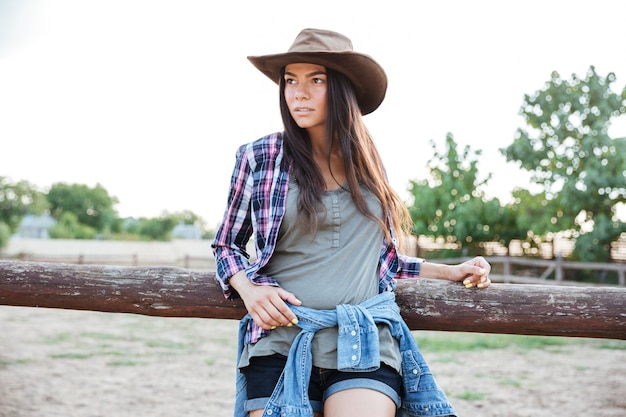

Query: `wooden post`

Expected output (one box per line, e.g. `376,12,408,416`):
502,256,511,283
1,260,625,340
555,255,563,282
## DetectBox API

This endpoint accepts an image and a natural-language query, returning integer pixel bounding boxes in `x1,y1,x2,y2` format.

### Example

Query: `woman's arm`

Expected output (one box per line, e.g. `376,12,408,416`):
420,256,491,289
229,270,301,330
211,145,255,298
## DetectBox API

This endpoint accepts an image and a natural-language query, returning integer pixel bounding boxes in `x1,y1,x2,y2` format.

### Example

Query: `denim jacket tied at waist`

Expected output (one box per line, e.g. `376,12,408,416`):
234,291,457,417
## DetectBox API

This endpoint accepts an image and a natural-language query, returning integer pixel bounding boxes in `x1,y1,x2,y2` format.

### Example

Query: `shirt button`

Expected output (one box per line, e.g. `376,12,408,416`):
352,344,358,350
266,410,273,415
351,355,357,361
351,330,356,336
412,369,418,374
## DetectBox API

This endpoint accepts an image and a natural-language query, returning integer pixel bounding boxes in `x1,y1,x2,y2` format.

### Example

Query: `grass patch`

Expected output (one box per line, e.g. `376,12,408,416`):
50,349,131,359
41,327,200,363
475,372,525,388
595,339,626,350
0,358,35,366
50,352,94,359
414,332,573,353
42,332,75,345
432,356,463,365
79,331,133,342
497,377,523,388
107,359,145,367
145,339,191,350
209,336,233,346
456,391,487,401
43,331,137,347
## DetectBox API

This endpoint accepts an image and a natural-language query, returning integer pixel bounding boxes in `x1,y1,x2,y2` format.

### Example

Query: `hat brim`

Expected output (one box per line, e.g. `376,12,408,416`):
248,51,387,115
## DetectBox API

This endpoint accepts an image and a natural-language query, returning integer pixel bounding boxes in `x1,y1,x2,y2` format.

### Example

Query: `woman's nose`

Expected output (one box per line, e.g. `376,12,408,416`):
294,84,309,100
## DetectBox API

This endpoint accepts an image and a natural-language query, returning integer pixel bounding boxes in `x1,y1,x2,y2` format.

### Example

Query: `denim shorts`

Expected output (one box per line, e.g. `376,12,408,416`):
241,353,402,413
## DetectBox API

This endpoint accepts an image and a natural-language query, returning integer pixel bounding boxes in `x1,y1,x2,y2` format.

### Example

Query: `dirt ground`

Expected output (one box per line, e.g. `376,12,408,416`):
1,305,625,417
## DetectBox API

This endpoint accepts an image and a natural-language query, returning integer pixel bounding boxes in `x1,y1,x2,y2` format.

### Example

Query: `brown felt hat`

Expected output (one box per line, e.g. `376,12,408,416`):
247,28,388,115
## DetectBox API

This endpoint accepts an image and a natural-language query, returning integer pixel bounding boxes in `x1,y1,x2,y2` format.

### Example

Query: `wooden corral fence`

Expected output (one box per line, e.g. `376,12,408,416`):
1,260,624,340
4,253,214,270
493,256,626,286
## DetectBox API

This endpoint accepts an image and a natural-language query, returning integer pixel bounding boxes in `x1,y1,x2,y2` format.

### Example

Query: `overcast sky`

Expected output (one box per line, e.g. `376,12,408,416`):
2,0,625,227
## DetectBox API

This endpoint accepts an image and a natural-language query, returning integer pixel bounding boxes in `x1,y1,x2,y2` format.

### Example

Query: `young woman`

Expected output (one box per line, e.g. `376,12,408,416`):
212,28,492,417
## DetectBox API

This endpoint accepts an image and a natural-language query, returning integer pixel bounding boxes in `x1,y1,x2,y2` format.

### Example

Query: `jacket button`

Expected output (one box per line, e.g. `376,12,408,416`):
351,330,356,336
351,355,357,361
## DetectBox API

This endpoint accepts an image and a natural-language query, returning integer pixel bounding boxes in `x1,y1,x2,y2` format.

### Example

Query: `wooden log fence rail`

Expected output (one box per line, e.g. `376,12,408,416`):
1,260,625,340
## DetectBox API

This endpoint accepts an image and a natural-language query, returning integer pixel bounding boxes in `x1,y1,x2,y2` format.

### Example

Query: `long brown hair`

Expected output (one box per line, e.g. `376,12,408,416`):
279,67,412,246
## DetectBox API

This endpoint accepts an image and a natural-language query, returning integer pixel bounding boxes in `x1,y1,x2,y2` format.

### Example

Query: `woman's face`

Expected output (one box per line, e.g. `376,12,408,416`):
284,63,327,133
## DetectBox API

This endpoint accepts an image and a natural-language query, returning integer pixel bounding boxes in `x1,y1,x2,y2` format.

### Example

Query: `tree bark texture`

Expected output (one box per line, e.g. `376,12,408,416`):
1,261,624,340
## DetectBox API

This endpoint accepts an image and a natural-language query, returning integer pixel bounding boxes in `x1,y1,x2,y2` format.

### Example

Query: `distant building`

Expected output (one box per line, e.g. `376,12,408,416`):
171,223,202,240
15,214,57,239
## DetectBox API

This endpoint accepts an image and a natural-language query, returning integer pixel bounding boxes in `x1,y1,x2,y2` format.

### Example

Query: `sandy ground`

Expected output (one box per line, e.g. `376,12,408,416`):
1,305,625,417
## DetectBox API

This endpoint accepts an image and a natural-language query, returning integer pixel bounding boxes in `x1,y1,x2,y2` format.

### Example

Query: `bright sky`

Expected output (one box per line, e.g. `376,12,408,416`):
2,0,625,227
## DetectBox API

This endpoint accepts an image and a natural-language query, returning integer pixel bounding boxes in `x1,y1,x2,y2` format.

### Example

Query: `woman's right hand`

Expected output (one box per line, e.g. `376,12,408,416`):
229,271,301,330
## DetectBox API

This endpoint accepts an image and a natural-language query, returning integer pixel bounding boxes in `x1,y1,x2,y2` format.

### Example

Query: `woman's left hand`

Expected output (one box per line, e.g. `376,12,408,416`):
449,256,492,289
438,256,491,288
420,256,492,289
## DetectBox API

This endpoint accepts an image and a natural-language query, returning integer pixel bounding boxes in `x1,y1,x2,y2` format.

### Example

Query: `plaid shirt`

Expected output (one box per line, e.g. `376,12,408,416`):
211,131,424,344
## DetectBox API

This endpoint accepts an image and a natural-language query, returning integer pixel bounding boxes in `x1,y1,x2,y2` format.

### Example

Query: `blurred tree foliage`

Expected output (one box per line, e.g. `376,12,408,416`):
123,215,177,241
501,66,626,261
505,188,567,257
407,134,521,256
0,179,210,247
49,212,99,239
47,182,121,234
0,176,49,247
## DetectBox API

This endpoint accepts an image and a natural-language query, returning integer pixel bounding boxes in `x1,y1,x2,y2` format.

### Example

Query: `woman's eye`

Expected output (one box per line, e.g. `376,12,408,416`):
313,78,324,84
285,78,296,84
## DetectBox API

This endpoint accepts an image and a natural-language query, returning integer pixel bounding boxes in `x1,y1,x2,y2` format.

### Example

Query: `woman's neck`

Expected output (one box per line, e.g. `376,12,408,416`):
308,133,346,191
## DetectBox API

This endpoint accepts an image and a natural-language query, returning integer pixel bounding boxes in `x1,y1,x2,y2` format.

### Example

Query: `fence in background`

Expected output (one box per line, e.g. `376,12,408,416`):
2,252,216,270
4,251,625,286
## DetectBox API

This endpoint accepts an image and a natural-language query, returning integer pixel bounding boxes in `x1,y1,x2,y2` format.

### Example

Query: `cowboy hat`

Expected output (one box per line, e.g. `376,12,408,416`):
247,28,387,115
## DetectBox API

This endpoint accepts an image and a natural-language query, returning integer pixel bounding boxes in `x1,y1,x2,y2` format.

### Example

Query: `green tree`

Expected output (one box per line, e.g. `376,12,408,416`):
501,66,626,262
47,182,120,234
407,134,513,255
505,189,568,257
48,212,98,239
0,176,49,248
0,221,11,250
162,209,206,228
123,215,178,241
